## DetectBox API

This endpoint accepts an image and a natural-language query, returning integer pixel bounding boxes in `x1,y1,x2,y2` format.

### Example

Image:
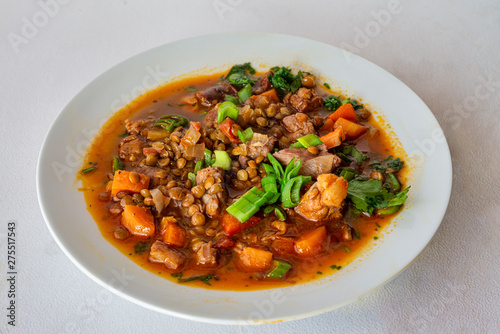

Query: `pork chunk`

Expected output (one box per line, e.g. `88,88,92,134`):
284,87,323,113
295,174,348,222
273,148,341,178
282,113,316,141
238,133,277,159
149,240,186,270
195,242,218,268
195,82,238,108
119,135,145,162
252,71,273,95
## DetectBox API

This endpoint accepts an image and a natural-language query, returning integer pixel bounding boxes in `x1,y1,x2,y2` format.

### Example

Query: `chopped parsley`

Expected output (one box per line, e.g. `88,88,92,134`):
224,62,256,86
133,241,152,254
171,273,217,286
324,95,342,111
323,82,331,89
269,67,303,95
184,87,198,91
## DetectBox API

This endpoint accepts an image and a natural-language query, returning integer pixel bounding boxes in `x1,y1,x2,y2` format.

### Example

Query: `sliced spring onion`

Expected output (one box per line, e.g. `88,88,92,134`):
153,115,188,130
281,176,305,208
378,204,402,215
283,158,301,184
212,150,232,170
188,172,197,186
267,260,291,279
204,149,214,166
237,127,254,143
194,159,204,173
337,152,352,163
217,101,239,123
267,153,284,181
343,145,364,164
263,205,275,214
238,84,252,103
339,167,360,182
226,187,273,222
262,163,276,176
387,173,400,191
289,142,305,149
81,166,96,174
297,134,323,148
225,94,240,105
261,175,279,204
274,206,287,221
113,156,123,173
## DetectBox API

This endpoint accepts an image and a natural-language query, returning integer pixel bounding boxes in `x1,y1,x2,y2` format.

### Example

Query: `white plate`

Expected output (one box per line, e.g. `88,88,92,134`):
37,33,452,324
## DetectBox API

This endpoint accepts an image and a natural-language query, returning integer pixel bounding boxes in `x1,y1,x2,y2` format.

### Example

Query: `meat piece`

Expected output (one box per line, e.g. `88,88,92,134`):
282,113,317,141
149,240,186,270
214,236,236,250
252,71,273,95
195,82,238,108
204,107,219,129
238,155,250,168
273,148,341,178
295,174,348,222
239,133,277,159
284,87,323,113
195,242,218,268
196,167,224,185
125,119,148,135
134,166,170,187
119,135,145,162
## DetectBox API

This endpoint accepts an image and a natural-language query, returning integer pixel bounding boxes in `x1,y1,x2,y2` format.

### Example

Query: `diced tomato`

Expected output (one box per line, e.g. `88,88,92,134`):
222,213,261,236
190,121,202,131
218,118,241,144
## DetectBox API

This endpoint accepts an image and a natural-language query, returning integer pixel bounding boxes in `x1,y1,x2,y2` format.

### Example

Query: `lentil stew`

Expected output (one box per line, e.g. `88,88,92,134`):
79,63,410,290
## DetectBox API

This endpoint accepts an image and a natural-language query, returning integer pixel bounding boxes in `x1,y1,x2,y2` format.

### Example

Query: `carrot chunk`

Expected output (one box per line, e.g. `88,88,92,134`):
270,237,295,257
251,89,280,103
334,117,367,139
121,205,155,237
237,247,273,272
162,222,187,248
327,103,359,123
294,226,328,258
319,126,346,149
111,170,150,195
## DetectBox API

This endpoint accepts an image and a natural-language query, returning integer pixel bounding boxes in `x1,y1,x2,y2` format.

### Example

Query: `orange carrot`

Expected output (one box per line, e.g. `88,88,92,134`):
237,247,273,272
121,205,155,237
111,170,150,195
222,213,261,236
320,118,334,131
319,126,346,149
294,226,328,258
251,89,280,103
218,118,241,144
271,237,295,256
162,223,187,248
334,117,367,139
327,103,358,123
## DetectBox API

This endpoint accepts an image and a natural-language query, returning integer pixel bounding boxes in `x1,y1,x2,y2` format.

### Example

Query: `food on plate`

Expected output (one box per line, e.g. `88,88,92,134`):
79,63,410,289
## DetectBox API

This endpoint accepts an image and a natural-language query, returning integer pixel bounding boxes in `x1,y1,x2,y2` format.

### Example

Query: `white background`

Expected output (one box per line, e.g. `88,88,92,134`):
1,0,500,333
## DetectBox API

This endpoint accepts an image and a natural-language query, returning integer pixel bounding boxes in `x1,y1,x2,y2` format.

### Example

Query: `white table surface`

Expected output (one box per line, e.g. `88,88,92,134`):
1,0,499,333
